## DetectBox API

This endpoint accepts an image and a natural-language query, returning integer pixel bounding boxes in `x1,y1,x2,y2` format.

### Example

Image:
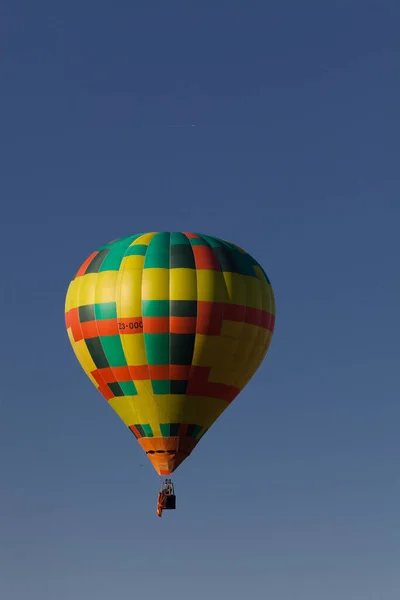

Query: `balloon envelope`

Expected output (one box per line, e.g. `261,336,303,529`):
65,232,275,475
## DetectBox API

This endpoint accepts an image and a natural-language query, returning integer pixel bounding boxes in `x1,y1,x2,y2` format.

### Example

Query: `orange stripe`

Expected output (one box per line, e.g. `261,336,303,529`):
142,316,169,334
97,319,119,336
129,365,149,380
187,365,240,402
148,365,170,380
92,366,131,383
118,317,143,334
80,321,98,339
170,365,191,379
196,301,223,335
112,366,131,381
98,383,113,400
223,303,246,322
170,316,197,334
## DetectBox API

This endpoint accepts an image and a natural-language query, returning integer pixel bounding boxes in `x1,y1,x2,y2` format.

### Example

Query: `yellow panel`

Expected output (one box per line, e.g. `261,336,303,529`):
142,268,169,300
253,265,267,284
181,395,229,427
131,232,157,246
133,380,153,397
214,321,264,388
128,394,228,429
222,272,246,305
236,354,263,389
196,271,229,302
109,390,228,431
242,275,262,309
65,279,80,311
94,271,118,304
192,334,237,367
254,265,275,315
220,320,260,340
234,323,272,388
208,366,236,386
120,333,147,365
134,391,185,424
79,273,98,306
117,268,143,317
132,383,181,434
170,268,197,301
67,330,98,386
120,255,145,270
109,396,140,426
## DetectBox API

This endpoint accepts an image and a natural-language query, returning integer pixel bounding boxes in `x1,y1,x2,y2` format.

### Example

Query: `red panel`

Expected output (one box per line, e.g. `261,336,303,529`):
92,367,114,384
129,425,142,438
261,312,275,331
80,321,98,339
112,366,131,381
192,245,221,270
196,301,223,335
187,366,240,402
97,319,119,336
142,316,169,334
169,365,191,380
75,252,98,277
128,365,149,380
222,303,246,322
221,303,274,332
117,317,143,334
170,316,197,334
66,308,83,342
179,423,188,436
245,306,262,327
148,365,170,380
98,382,114,401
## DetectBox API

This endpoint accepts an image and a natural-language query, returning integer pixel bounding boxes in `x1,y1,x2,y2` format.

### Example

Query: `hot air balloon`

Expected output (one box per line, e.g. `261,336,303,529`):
65,232,275,516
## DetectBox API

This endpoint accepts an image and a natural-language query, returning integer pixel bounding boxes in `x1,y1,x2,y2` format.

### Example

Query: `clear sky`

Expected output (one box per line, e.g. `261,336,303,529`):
1,2,400,599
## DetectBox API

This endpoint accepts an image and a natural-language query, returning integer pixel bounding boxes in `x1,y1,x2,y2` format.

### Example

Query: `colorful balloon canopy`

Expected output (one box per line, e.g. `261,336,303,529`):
65,232,276,475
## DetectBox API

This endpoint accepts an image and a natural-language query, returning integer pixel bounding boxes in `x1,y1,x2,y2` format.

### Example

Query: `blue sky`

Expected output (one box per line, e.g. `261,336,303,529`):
1,2,400,599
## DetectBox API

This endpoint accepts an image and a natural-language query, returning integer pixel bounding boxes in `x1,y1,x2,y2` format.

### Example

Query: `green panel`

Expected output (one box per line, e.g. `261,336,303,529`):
151,380,170,394
142,424,154,437
95,302,118,320
144,333,169,364
170,333,195,365
97,237,121,251
79,304,95,322
108,382,124,397
142,300,169,317
85,249,109,274
221,243,258,277
198,234,223,248
160,423,171,436
170,232,191,245
99,236,139,271
119,381,138,395
189,237,209,246
100,335,128,367
144,232,170,269
191,425,203,439
125,244,148,256
85,338,109,369
97,233,144,251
